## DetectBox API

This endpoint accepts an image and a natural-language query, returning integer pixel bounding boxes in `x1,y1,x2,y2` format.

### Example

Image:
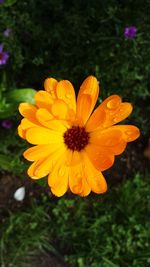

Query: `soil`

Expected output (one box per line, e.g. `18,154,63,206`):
0,136,149,266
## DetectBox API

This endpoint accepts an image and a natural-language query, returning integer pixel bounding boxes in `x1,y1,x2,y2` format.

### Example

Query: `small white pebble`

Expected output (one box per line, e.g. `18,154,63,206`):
13,186,25,201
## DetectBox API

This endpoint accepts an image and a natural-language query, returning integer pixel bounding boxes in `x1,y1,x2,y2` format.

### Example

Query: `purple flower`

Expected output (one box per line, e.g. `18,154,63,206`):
3,28,12,37
0,44,9,65
0,0,4,4
1,120,13,129
124,26,137,39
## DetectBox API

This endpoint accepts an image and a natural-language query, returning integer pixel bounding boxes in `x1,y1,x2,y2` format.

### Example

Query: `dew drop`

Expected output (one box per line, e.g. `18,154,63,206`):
112,117,119,123
125,130,132,136
107,99,120,110
125,131,133,141
58,167,65,176
65,93,71,99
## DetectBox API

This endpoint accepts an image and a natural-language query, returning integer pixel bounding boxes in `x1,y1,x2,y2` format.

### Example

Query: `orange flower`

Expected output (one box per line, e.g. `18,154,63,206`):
18,76,140,197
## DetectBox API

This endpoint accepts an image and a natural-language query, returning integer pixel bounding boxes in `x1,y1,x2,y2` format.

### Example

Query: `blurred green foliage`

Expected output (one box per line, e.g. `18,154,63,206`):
1,174,150,266
0,0,150,132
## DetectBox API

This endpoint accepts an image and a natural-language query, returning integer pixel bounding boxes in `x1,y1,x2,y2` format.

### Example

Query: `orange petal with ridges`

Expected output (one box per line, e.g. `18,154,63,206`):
26,126,63,145
48,148,70,196
27,158,51,179
78,178,91,197
23,143,61,161
56,80,76,112
44,77,58,98
111,125,140,142
18,125,26,139
76,94,92,125
86,95,121,131
34,90,53,111
69,152,91,196
89,127,126,155
33,156,53,178
69,152,82,194
90,128,122,146
36,108,67,130
28,144,66,179
86,108,106,132
86,95,133,131
85,144,115,171
19,103,39,125
51,99,68,119
81,152,107,194
77,76,99,124
27,161,41,179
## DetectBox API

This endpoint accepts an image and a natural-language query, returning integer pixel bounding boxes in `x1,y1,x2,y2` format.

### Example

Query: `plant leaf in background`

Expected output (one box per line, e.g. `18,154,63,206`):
3,0,17,7
5,89,36,104
0,88,36,119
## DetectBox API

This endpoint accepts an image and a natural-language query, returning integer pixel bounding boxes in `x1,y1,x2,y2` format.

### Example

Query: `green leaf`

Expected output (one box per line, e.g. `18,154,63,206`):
0,103,17,119
0,154,13,171
5,88,36,104
4,0,17,7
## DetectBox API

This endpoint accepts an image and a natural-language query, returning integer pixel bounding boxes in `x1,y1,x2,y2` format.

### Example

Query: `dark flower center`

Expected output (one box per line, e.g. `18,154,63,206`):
63,126,90,151
0,53,3,60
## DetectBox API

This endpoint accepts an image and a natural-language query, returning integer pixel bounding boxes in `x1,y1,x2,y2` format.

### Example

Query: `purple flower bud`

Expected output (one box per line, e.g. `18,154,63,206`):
124,26,137,39
1,120,13,129
0,44,10,65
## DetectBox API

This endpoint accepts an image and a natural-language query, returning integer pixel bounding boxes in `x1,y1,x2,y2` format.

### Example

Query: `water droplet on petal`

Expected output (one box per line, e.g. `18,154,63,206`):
76,173,81,179
107,98,120,110
65,93,71,99
125,130,133,136
58,167,65,176
112,117,119,123
125,130,134,141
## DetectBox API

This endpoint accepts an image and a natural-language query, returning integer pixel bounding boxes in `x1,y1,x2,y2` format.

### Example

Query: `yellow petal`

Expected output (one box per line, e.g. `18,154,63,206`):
34,90,53,111
27,157,51,179
78,177,91,197
21,118,37,130
111,125,140,142
27,144,66,179
48,148,70,197
27,161,41,179
33,156,53,178
56,80,76,112
23,143,61,161
36,108,67,131
26,126,63,145
44,77,58,98
19,103,39,125
77,76,99,124
69,152,90,196
51,99,68,119
18,125,26,139
81,152,107,194
76,94,92,125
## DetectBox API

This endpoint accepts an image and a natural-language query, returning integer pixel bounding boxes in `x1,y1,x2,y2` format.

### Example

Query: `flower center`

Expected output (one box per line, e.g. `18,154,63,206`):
63,126,90,151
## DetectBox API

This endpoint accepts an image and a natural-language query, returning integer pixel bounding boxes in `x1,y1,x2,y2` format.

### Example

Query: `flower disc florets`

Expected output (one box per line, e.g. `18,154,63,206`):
63,126,90,151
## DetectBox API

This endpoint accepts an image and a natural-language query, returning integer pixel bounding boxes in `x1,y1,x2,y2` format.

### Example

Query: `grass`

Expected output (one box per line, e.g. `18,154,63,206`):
0,173,150,267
